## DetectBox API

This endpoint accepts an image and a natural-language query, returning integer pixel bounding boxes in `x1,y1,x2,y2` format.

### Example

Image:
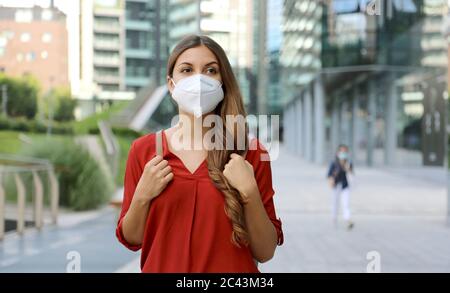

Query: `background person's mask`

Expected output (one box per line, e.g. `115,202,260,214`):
171,74,224,118
338,152,349,161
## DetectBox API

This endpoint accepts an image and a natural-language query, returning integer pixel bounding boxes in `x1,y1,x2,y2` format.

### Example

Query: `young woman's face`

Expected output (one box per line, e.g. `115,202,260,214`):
337,147,349,161
167,45,222,94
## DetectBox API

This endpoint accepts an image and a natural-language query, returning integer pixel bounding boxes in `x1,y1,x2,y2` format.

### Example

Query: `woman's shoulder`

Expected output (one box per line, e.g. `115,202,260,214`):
128,132,160,163
131,132,156,150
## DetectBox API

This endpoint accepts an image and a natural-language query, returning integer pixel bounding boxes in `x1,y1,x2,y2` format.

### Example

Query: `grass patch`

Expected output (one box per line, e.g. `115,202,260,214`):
0,131,23,154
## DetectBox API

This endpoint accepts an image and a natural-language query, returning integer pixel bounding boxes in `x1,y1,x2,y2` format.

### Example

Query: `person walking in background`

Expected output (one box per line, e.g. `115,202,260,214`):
327,144,354,230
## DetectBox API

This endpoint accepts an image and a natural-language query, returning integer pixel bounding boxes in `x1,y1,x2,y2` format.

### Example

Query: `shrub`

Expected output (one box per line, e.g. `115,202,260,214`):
0,74,39,119
112,127,143,138
0,116,73,135
22,139,114,211
49,87,77,122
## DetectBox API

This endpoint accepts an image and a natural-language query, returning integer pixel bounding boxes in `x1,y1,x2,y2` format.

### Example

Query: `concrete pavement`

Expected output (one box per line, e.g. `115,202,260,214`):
259,146,449,273
1,145,448,273
0,206,137,273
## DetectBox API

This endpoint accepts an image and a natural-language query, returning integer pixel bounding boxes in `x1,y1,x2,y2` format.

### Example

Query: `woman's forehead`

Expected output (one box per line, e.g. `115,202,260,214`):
175,46,218,65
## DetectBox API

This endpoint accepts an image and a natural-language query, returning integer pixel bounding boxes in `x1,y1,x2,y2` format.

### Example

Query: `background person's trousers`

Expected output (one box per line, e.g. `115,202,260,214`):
331,184,351,222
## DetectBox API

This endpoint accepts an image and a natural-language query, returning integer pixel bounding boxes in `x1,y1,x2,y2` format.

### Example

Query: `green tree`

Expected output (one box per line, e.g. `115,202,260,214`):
51,87,77,122
0,74,39,119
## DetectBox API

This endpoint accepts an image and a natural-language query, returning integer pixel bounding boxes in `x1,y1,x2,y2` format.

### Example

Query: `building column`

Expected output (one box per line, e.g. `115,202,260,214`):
289,104,296,152
301,92,307,158
283,108,288,149
447,171,450,226
293,103,298,153
304,89,313,161
384,74,397,166
341,98,351,147
314,76,325,165
296,97,304,157
285,106,292,152
367,79,377,167
351,87,359,162
331,96,340,155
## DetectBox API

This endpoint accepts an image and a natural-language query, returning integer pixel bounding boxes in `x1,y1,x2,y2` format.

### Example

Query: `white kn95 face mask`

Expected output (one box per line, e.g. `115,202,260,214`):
171,74,224,118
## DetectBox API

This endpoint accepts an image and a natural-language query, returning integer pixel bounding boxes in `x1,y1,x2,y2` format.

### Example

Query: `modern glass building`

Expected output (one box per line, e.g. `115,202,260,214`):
266,0,283,115
114,0,269,131
76,0,136,119
93,0,125,93
125,0,169,91
282,0,448,167
166,0,268,115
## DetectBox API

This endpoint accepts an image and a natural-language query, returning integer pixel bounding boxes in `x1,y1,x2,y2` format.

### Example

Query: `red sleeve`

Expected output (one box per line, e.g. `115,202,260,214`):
248,139,284,246
115,141,143,251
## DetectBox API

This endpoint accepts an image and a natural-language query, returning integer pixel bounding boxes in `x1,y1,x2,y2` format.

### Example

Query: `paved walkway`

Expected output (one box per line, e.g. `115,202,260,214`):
259,147,450,273
1,146,448,273
0,207,136,273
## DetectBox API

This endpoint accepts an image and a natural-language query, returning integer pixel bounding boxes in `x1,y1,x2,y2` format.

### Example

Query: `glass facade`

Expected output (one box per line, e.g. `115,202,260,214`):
282,0,448,167
125,0,169,91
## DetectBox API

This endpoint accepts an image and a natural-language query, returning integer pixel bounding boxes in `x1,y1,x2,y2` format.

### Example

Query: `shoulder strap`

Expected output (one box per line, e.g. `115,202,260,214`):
156,130,163,157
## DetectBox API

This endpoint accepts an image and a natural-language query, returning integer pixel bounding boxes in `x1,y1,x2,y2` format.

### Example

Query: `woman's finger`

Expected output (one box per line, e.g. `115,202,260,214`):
163,172,174,184
230,153,241,160
146,155,163,168
159,165,172,177
155,159,169,170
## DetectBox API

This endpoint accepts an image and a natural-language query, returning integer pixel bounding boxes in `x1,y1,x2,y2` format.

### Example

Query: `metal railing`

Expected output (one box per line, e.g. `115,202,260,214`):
98,120,120,184
0,154,59,240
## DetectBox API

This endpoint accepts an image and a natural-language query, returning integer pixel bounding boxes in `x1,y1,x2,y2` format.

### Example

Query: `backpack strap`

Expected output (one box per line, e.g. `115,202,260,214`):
156,130,163,157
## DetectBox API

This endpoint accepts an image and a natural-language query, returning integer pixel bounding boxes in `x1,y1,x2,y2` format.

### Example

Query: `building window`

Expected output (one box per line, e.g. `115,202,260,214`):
26,52,36,61
42,33,52,43
15,10,33,22
20,33,31,42
41,51,49,59
4,30,14,39
16,53,23,62
41,10,53,21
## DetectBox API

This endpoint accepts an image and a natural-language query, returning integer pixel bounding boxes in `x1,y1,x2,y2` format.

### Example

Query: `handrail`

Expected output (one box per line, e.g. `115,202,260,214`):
0,154,59,240
98,120,120,184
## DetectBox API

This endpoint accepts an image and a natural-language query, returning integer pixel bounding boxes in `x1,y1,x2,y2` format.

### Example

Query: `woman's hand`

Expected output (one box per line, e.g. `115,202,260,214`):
134,155,174,204
223,153,258,202
328,177,335,188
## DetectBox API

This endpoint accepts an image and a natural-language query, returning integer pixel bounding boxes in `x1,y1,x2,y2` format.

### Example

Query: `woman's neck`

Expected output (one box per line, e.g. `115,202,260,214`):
172,112,214,151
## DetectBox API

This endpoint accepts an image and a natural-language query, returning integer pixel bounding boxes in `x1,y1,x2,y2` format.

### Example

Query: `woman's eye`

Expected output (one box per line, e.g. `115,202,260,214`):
205,67,217,74
180,68,192,73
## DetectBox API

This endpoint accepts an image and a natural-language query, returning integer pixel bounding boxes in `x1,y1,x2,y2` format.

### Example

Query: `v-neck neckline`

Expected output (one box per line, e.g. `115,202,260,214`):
162,129,207,176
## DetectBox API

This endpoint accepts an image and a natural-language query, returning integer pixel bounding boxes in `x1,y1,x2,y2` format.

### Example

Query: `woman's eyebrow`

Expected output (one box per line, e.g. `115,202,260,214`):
177,61,218,68
177,62,193,67
204,61,219,67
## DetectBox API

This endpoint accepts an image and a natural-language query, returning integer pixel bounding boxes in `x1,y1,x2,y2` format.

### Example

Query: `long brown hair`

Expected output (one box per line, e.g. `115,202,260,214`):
167,35,249,247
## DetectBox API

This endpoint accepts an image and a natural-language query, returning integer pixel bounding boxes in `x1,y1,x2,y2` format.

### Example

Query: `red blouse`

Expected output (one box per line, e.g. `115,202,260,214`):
116,130,283,273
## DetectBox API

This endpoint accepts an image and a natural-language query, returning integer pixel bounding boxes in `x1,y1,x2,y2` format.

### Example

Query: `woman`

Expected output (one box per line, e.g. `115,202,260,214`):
327,144,355,230
116,35,283,273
